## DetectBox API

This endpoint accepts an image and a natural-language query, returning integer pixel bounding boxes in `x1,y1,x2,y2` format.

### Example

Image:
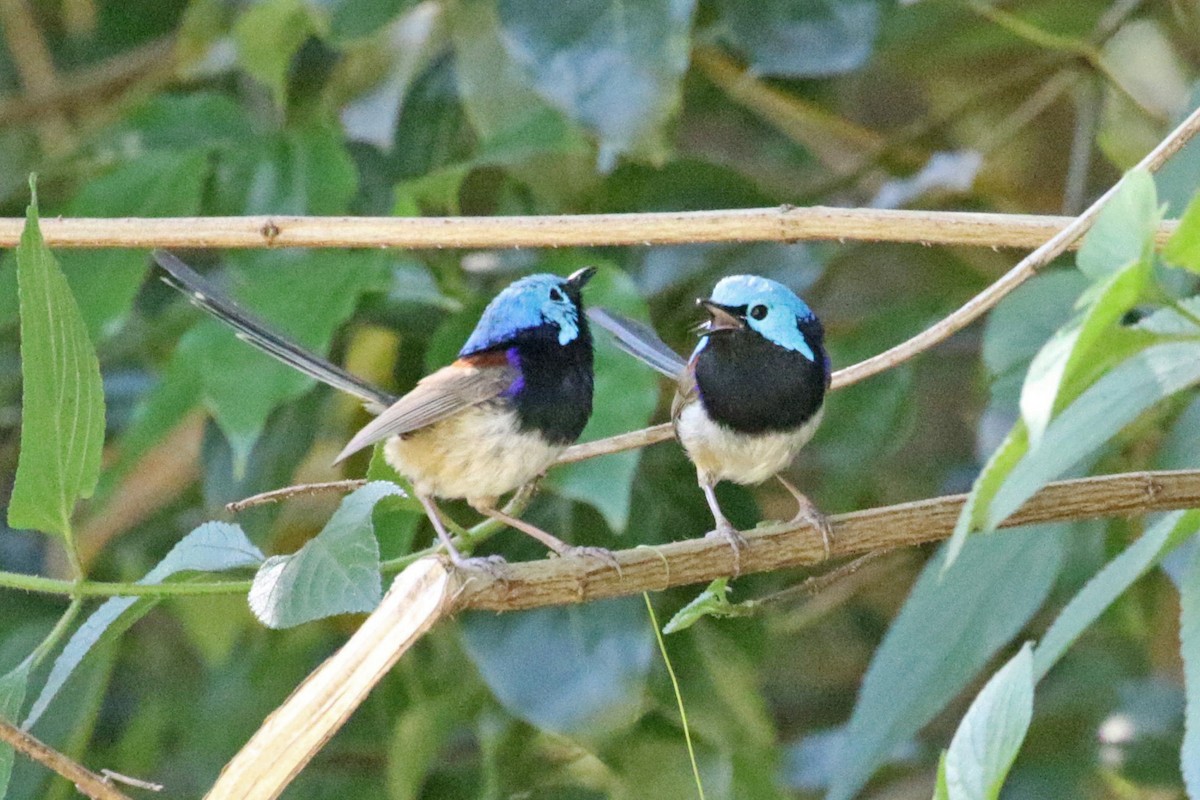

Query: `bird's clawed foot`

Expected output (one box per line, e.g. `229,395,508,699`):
558,545,623,577
777,475,833,559
447,552,509,580
706,521,747,577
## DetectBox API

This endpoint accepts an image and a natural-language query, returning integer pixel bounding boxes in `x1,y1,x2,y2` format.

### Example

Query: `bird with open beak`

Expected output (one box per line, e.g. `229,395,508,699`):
590,274,832,573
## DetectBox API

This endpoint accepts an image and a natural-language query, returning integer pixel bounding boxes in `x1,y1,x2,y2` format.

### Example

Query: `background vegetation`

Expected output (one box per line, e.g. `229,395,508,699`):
3,0,1200,797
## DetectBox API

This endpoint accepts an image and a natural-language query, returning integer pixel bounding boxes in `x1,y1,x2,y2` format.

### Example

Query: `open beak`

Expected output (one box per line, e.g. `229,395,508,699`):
697,299,746,334
565,266,597,294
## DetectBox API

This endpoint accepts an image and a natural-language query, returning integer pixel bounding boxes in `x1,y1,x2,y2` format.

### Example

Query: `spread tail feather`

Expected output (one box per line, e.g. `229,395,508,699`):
587,307,686,378
152,250,395,411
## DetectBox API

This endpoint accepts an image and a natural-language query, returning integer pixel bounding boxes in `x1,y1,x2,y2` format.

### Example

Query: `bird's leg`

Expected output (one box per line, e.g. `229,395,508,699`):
776,474,833,560
474,502,622,575
700,476,746,577
417,493,506,573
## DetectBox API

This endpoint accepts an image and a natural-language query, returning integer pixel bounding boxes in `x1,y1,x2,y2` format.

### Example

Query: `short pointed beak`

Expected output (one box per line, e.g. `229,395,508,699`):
697,299,746,333
566,266,597,292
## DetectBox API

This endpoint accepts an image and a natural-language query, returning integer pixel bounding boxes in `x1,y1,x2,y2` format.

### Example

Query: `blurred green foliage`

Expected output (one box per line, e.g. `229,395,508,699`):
2,0,1200,798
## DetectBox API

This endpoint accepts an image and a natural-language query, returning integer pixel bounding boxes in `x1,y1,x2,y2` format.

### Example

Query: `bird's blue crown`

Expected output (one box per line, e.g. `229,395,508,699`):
702,274,820,362
459,273,582,356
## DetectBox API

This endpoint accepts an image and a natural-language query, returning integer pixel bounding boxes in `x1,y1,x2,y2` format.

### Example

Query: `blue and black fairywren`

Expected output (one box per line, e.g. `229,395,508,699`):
153,251,612,570
591,275,832,571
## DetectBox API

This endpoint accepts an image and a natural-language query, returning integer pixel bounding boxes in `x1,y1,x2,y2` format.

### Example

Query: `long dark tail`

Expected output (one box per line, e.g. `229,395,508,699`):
587,307,687,378
152,250,395,411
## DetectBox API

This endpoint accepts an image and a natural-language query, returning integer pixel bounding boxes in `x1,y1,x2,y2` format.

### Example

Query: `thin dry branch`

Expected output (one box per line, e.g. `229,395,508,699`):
454,468,1200,611
0,719,132,800
0,208,1180,251
834,103,1200,387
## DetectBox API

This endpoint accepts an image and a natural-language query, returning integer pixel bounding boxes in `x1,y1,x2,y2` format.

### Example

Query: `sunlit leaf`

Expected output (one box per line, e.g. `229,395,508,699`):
989,341,1200,529
461,597,653,736
249,481,401,628
233,0,323,105
943,643,1034,800
1164,192,1200,273
1019,258,1149,447
663,578,736,634
7,181,105,539
25,522,263,727
828,525,1065,800
1075,168,1160,281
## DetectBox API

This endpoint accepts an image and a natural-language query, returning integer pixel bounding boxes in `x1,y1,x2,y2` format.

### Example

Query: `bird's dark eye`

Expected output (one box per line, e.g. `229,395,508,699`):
550,287,565,302
749,304,768,320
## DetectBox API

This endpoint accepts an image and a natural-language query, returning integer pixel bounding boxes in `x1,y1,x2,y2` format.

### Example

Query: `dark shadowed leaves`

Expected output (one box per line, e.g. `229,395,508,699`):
827,525,1066,800
461,596,653,737
716,0,883,77
494,0,696,168
25,522,263,728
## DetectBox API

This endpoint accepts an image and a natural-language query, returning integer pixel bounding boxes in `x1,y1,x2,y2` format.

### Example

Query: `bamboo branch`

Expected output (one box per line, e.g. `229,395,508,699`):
0,208,1180,251
0,720,132,800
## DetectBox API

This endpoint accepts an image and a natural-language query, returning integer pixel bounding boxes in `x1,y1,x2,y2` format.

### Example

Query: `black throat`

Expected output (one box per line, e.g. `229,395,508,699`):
501,322,594,445
693,324,827,435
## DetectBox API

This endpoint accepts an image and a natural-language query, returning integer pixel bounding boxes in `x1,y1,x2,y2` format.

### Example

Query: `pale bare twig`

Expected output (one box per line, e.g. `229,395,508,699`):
225,479,367,513
832,104,1200,388
0,719,133,800
0,207,1180,251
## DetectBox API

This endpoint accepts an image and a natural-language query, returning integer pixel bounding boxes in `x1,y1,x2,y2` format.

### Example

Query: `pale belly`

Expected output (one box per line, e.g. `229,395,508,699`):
675,402,823,485
384,404,564,503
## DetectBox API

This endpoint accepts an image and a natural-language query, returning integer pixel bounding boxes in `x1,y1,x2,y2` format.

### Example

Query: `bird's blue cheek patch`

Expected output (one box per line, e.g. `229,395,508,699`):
546,304,579,345
749,316,815,362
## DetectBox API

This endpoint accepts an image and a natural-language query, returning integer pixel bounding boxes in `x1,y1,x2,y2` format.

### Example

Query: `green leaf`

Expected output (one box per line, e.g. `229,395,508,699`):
461,596,653,737
1180,538,1200,798
981,270,1089,381
1034,511,1198,679
943,643,1034,800
933,752,950,800
1076,168,1160,281
0,151,211,338
715,0,881,78
944,423,1028,570
990,341,1200,529
248,481,400,629
827,525,1065,800
493,0,696,168
1163,192,1200,273
194,250,388,467
1019,258,1149,446
233,0,322,105
217,123,358,216
7,180,105,538
24,522,263,727
0,661,31,798
662,578,735,634
546,263,658,531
